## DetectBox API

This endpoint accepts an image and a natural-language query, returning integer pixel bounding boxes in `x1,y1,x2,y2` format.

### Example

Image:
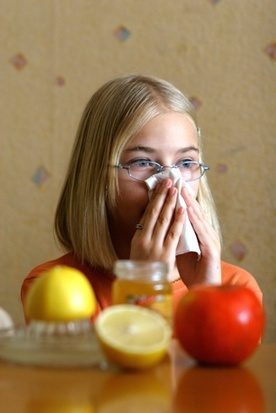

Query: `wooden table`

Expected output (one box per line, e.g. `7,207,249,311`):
0,341,275,412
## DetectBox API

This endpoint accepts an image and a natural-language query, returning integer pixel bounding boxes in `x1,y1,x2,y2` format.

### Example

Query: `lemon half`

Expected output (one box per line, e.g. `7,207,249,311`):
95,305,172,369
25,266,96,322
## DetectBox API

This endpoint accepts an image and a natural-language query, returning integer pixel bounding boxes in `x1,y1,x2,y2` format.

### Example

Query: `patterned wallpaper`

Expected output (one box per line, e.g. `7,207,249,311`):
1,0,275,342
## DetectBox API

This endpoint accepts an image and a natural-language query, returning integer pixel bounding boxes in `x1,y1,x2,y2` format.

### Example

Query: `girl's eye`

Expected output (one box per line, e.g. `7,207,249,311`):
131,159,152,167
177,160,194,168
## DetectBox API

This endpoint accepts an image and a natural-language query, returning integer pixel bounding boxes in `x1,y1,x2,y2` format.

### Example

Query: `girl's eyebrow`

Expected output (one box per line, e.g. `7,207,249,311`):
123,145,199,154
123,146,155,153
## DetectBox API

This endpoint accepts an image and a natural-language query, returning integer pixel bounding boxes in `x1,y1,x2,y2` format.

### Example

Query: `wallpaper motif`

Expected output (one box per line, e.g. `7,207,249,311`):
32,166,50,187
11,52,27,70
265,41,276,60
114,26,131,42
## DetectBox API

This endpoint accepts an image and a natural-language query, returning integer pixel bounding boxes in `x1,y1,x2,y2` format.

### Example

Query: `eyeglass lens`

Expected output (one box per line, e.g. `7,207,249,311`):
129,162,205,181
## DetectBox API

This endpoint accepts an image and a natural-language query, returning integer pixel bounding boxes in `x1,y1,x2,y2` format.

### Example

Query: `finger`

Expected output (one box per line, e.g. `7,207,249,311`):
142,179,174,233
182,187,219,246
182,186,199,209
187,206,220,249
133,179,173,240
163,206,186,249
148,186,179,240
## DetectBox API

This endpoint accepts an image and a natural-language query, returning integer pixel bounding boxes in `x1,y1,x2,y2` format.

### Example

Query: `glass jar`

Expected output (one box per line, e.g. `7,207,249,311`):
112,260,172,326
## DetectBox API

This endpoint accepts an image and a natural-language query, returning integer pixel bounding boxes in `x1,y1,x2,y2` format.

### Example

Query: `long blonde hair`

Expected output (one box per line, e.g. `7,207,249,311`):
55,74,221,269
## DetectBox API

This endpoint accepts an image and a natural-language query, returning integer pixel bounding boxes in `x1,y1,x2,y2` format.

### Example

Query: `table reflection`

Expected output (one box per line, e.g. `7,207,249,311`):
0,341,273,413
173,365,265,413
95,368,171,412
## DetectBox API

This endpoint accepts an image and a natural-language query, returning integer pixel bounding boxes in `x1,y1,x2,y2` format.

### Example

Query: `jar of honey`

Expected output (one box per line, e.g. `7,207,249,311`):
112,260,172,326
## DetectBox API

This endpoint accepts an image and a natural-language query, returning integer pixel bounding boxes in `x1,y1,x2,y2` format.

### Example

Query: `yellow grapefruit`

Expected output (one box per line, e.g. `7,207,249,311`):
25,266,96,322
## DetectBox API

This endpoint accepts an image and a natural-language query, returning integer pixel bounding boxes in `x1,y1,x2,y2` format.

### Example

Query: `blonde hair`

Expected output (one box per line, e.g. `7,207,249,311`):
55,74,221,269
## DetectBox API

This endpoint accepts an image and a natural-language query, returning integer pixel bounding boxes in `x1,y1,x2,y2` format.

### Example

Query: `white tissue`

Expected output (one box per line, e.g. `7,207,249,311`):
145,168,201,256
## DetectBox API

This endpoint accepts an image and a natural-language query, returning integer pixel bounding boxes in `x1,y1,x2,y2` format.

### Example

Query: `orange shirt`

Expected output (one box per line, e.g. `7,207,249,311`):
21,252,262,323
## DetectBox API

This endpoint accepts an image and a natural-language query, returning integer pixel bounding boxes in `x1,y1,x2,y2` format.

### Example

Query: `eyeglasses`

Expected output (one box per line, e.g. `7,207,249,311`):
115,160,210,182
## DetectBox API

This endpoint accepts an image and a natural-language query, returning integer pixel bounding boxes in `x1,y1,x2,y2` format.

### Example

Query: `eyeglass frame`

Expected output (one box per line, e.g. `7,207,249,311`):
115,160,210,182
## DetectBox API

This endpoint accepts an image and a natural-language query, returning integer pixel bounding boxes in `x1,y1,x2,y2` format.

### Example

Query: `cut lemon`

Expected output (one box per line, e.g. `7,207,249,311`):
95,305,172,369
25,266,96,322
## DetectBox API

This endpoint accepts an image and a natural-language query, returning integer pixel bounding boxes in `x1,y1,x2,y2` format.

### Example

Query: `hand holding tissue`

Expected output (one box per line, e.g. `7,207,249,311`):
145,168,201,257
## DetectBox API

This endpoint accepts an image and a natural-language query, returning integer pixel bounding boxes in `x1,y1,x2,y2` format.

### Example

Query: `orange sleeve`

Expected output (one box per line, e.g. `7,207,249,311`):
221,261,263,304
171,261,262,311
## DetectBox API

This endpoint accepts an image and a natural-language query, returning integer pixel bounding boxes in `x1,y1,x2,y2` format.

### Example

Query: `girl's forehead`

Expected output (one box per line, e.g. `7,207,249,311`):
124,112,199,152
138,111,195,134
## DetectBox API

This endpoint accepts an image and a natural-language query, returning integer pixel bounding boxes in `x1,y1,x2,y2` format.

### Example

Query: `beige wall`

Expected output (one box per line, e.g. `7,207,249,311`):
1,0,275,342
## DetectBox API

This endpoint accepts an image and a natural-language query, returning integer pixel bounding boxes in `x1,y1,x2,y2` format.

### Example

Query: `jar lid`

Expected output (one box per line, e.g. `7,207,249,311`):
113,260,169,281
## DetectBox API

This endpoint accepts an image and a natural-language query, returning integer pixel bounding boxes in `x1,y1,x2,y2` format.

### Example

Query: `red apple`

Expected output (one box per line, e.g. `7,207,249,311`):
175,285,265,365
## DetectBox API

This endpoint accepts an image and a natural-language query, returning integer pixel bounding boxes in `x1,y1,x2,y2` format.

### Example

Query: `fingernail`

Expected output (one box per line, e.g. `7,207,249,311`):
178,206,185,215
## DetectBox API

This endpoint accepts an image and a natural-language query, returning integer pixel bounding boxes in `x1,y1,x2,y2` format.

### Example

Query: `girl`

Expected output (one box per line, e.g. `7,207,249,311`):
21,74,262,320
